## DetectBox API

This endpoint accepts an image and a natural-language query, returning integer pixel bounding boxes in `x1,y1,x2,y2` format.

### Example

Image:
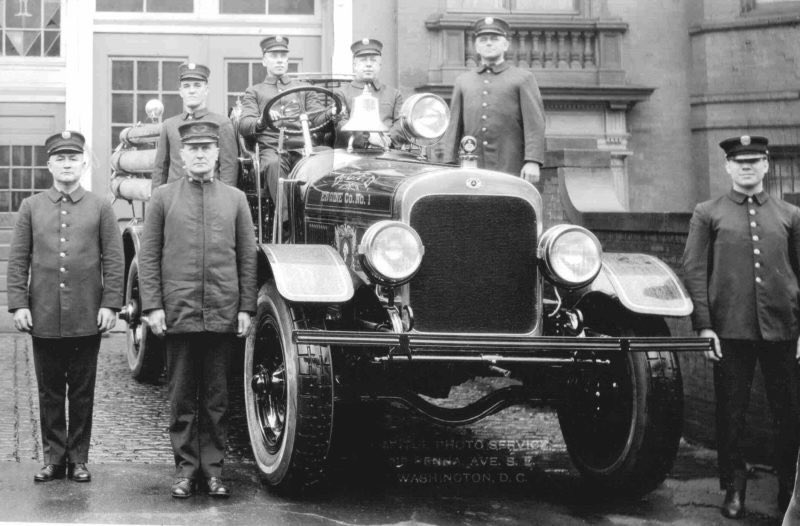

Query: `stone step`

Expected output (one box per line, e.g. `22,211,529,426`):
0,276,6,292
0,229,11,244
0,245,8,260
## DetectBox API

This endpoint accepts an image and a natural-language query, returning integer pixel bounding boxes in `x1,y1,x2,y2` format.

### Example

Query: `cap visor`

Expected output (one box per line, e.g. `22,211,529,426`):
180,74,207,81
729,153,766,160
49,147,84,155
181,137,218,144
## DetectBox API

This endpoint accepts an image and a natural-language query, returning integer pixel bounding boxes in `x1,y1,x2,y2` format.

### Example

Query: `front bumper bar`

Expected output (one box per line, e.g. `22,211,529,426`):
293,330,713,364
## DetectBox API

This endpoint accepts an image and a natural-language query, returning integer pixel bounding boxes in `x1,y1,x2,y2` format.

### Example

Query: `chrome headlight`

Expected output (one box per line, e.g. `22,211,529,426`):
358,221,424,285
539,225,602,288
399,94,450,146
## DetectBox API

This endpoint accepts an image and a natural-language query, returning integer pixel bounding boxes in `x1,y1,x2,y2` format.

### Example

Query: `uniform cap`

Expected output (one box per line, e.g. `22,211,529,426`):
45,130,85,156
179,62,210,82
719,135,769,159
178,121,220,145
260,35,290,54
472,16,510,38
351,38,383,57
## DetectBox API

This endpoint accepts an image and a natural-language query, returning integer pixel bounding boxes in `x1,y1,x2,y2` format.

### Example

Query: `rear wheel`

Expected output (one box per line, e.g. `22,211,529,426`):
557,308,683,496
244,281,334,494
122,258,163,383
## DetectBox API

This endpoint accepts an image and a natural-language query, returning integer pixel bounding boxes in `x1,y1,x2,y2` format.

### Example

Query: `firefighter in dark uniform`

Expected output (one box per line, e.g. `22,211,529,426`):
441,16,546,183
682,135,800,519
139,121,257,499
335,38,405,149
7,131,124,483
151,62,238,188
238,35,333,219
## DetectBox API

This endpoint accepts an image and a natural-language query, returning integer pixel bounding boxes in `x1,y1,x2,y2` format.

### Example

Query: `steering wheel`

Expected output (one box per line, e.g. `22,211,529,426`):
260,85,343,136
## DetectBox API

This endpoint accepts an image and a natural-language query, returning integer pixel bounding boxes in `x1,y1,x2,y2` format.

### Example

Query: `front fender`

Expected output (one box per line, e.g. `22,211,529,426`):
584,253,693,317
260,244,354,303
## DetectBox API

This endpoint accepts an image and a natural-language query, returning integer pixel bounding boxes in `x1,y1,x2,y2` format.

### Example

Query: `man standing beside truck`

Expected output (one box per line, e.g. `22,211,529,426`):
139,120,257,499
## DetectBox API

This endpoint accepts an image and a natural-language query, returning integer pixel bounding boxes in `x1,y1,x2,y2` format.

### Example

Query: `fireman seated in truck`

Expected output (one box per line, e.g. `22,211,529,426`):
238,35,337,219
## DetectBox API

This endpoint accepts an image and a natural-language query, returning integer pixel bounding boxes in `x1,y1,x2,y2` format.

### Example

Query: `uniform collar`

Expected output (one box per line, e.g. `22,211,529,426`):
264,74,291,86
728,189,769,205
186,173,215,184
47,186,85,203
183,107,209,120
351,79,383,92
477,61,510,74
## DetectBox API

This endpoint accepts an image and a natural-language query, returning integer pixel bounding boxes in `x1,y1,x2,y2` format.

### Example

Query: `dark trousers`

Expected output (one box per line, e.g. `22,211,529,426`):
259,148,301,219
165,332,233,479
32,335,101,465
714,339,800,491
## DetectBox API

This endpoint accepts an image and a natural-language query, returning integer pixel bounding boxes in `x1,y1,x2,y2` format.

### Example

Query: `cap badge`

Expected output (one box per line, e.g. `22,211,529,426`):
61,131,71,139
741,135,751,146
362,38,370,45
188,63,196,69
275,35,283,42
485,17,493,24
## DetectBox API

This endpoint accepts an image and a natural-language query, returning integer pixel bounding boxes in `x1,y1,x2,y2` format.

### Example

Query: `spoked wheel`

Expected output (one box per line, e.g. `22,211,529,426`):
120,258,163,383
557,311,683,496
244,281,334,494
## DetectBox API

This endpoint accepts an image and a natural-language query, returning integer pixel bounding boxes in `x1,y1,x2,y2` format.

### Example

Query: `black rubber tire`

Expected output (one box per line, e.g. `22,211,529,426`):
557,310,683,496
244,281,334,494
124,258,164,383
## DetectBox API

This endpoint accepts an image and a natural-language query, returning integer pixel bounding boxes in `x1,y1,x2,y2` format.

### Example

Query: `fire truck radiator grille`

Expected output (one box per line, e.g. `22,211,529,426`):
409,195,538,333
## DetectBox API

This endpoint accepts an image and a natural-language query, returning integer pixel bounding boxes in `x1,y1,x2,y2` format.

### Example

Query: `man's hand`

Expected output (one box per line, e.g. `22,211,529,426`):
520,162,541,184
145,309,167,337
700,328,722,361
97,307,117,333
13,308,32,333
236,311,252,338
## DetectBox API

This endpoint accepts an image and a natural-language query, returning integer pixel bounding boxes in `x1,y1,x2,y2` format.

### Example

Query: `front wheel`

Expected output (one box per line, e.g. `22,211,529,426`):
557,311,683,496
244,281,334,494
122,258,164,383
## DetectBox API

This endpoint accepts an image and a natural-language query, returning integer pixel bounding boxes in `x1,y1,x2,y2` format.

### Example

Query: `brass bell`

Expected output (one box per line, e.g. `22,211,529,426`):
341,86,389,133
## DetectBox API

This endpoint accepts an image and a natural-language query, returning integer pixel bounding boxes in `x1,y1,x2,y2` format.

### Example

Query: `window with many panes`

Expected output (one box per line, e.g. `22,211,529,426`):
765,148,800,204
1,0,60,56
446,0,578,13
0,145,50,212
95,0,193,13
110,58,185,149
226,59,299,113
220,0,314,15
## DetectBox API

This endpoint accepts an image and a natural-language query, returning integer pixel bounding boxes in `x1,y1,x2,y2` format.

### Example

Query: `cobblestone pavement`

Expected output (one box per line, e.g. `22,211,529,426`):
0,331,787,524
2,331,569,472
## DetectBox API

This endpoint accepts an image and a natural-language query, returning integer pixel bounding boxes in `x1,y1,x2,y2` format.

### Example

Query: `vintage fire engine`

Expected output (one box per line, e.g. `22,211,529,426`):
110,76,710,496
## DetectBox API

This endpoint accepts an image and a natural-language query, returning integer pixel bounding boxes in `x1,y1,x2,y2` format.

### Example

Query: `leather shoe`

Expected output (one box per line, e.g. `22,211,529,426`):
34,464,66,482
722,489,746,519
206,477,230,498
171,478,194,498
68,463,91,482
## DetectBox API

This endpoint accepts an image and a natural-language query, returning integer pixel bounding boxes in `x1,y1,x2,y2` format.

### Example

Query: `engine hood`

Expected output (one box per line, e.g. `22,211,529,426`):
300,149,541,222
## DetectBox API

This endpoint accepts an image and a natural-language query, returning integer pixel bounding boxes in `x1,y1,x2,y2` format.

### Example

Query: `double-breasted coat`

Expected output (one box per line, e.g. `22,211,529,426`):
151,108,238,188
441,61,546,175
7,186,124,337
138,178,257,333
